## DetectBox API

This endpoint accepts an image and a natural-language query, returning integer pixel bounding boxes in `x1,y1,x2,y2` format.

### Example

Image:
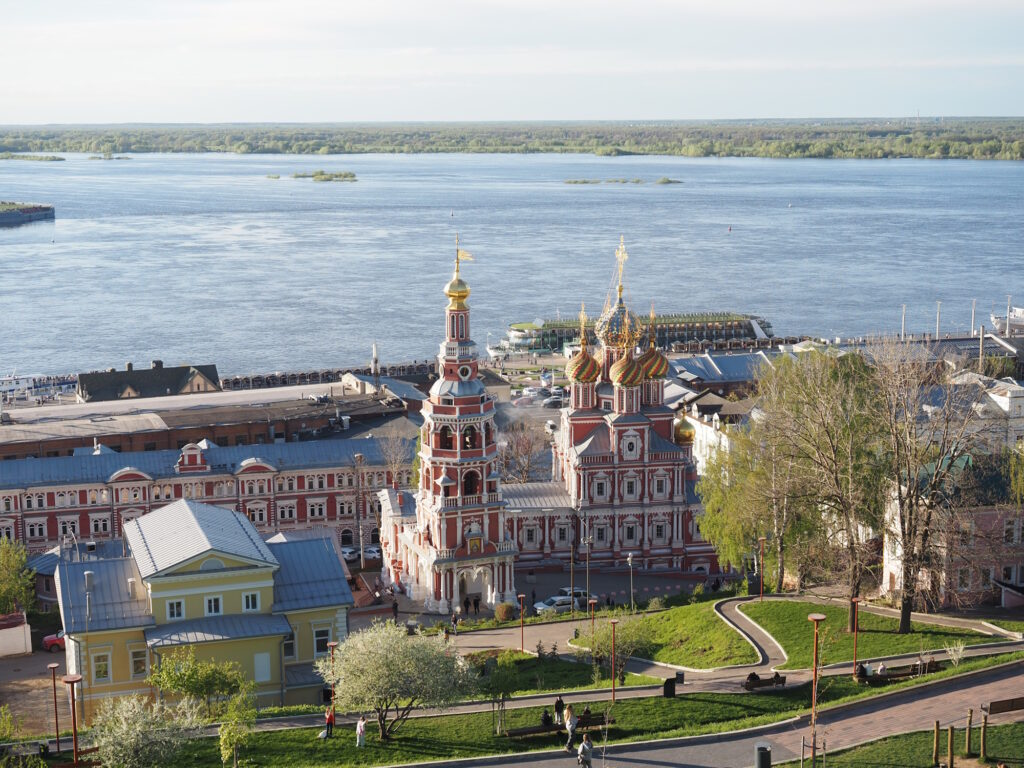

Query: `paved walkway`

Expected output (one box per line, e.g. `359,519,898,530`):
444,662,1024,768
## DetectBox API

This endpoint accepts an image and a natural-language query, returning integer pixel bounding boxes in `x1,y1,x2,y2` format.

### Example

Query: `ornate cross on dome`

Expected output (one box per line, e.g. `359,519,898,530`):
615,236,629,298
648,303,657,349
578,303,589,351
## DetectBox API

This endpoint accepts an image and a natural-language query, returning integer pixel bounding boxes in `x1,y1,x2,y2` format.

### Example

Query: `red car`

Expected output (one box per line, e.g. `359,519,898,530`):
42,630,65,653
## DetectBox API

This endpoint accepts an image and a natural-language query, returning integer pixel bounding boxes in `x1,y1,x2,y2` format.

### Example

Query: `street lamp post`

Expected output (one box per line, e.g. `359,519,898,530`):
48,662,61,754
583,512,592,610
627,553,634,613
588,598,598,635
326,641,339,720
851,597,862,678
62,673,82,765
570,509,577,617
517,594,525,652
610,619,619,702
758,536,767,602
808,613,827,767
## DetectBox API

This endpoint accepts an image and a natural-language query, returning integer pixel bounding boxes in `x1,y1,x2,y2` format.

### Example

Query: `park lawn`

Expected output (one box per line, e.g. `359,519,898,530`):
776,721,1024,767
575,600,758,669
741,600,1002,670
988,618,1024,634
178,688,812,768
464,650,659,694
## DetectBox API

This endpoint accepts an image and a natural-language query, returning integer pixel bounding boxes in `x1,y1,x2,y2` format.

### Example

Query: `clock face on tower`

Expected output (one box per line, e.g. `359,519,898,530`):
458,364,473,381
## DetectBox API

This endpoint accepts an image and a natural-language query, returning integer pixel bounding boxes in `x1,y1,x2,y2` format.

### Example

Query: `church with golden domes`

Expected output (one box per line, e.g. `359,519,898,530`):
379,238,717,615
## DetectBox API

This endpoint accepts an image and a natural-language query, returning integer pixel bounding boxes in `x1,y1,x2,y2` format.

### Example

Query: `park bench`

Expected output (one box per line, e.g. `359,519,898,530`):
505,714,615,739
742,675,786,692
982,697,1024,716
856,660,940,686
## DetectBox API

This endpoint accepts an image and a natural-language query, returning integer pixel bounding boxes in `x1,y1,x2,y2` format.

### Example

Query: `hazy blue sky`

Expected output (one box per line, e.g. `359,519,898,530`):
2,0,1022,123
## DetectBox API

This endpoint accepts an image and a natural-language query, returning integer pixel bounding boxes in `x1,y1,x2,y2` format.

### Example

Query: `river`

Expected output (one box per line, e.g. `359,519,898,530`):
1,153,1021,375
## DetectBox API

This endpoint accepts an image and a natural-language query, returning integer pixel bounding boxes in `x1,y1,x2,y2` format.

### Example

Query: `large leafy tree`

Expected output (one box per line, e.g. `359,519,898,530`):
148,646,246,716
314,620,476,740
0,538,34,615
219,682,256,768
92,695,202,768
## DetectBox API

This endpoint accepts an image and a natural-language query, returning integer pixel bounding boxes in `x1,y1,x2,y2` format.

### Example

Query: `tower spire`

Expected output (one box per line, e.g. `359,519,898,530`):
615,235,629,300
578,303,589,352
647,303,657,349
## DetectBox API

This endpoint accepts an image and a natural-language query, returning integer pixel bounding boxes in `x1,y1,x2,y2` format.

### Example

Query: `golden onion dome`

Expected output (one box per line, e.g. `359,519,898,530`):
445,275,470,310
566,347,600,383
674,416,696,444
609,354,644,388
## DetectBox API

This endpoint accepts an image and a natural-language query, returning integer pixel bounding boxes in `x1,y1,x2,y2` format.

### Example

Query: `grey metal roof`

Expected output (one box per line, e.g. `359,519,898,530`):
144,612,291,648
349,374,428,402
267,538,353,613
502,482,572,510
649,432,684,454
429,378,486,398
577,425,610,457
125,499,278,579
0,437,409,491
378,488,417,519
27,548,60,577
56,557,154,634
285,662,325,688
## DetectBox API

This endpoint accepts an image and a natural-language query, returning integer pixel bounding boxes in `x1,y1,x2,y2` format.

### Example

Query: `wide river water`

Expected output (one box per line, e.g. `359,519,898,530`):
1,153,1022,375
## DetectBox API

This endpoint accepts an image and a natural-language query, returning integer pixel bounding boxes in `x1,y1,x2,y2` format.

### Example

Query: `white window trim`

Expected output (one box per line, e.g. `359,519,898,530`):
313,626,332,657
205,594,223,617
91,650,112,684
166,599,185,621
129,646,149,679
243,592,260,613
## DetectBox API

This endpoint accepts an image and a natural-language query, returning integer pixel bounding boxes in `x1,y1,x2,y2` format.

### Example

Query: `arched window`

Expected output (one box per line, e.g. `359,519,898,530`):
439,425,453,450
462,425,477,450
462,470,480,496
341,529,353,546
371,528,380,544
458,315,465,339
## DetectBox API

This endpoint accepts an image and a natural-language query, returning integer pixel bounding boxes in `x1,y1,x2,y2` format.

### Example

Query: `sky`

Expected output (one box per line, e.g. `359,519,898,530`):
1,0,1022,123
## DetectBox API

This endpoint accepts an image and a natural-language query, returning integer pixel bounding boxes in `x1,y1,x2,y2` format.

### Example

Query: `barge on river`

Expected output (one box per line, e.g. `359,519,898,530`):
0,202,55,227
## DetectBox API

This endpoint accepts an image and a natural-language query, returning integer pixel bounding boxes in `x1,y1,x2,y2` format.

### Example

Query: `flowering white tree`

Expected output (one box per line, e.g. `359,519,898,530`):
314,621,477,740
92,695,203,768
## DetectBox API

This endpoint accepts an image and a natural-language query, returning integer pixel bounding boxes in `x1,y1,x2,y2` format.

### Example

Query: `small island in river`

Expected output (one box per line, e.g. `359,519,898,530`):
0,202,56,227
291,170,357,182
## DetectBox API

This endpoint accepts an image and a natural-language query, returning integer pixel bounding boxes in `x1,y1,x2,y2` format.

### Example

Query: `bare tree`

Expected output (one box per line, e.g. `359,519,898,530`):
378,422,415,490
868,339,991,633
497,421,549,483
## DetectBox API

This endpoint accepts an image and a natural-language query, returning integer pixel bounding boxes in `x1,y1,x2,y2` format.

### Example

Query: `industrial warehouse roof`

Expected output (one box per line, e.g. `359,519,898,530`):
502,482,572,509
347,374,428,402
0,436,413,490
124,500,278,579
670,350,779,385
0,413,169,445
144,613,292,648
267,538,354,612
55,557,154,634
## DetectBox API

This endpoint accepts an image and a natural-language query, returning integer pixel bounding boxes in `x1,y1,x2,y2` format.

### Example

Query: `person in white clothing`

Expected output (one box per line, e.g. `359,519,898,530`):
577,733,593,767
356,715,366,747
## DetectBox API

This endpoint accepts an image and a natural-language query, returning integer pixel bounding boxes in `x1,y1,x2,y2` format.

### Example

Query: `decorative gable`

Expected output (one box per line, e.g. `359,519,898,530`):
176,443,209,474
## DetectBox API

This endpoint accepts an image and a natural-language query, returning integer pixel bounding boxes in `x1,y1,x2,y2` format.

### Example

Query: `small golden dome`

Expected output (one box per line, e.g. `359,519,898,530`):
674,416,696,444
609,354,644,387
445,275,470,310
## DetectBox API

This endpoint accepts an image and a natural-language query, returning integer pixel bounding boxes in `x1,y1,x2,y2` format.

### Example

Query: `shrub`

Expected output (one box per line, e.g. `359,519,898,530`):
648,596,666,611
494,602,516,622
690,584,705,604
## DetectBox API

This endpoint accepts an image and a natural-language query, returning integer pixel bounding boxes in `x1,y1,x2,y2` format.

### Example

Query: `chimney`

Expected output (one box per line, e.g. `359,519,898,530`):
83,570,94,592
152,360,163,369
397,491,404,505
127,577,136,598
126,362,133,371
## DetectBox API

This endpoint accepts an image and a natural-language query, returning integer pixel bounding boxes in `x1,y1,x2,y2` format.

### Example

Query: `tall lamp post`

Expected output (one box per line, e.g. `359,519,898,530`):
517,594,525,652
326,641,338,720
626,553,635,613
758,536,767,602
570,506,578,617
808,613,827,767
62,673,82,765
851,597,861,678
610,619,619,702
582,513,592,610
588,598,598,635
48,662,61,754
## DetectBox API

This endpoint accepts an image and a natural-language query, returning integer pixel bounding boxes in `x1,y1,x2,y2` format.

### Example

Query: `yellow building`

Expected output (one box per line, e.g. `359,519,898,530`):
55,499,353,721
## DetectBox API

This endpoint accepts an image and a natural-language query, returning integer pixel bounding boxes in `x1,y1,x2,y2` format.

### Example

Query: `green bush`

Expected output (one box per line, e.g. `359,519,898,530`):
689,584,704,604
494,603,516,622
648,596,666,611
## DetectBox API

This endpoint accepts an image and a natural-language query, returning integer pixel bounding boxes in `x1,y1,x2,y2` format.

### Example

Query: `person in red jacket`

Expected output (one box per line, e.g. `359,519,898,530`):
325,706,335,738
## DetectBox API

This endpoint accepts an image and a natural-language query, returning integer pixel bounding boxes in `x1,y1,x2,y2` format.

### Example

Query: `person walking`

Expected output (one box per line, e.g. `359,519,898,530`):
324,707,335,738
451,612,459,636
463,595,471,616
564,704,578,752
473,595,480,615
553,694,565,725
577,733,593,767
355,715,366,747
392,599,399,623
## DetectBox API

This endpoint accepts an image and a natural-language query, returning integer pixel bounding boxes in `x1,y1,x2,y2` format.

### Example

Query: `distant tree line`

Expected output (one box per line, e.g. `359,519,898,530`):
1,119,1023,159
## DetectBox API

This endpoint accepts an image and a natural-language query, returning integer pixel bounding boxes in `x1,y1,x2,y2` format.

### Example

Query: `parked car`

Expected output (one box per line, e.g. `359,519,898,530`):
339,547,359,563
533,595,574,614
542,396,564,409
521,386,540,396
550,386,566,397
42,630,65,653
363,545,383,560
559,587,597,609
512,396,536,407
535,388,552,398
